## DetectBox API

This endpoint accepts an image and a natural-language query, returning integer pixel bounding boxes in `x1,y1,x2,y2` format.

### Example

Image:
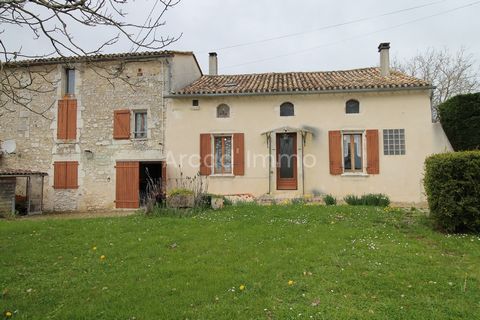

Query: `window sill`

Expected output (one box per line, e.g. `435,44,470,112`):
341,172,369,177
209,174,235,178
132,138,148,141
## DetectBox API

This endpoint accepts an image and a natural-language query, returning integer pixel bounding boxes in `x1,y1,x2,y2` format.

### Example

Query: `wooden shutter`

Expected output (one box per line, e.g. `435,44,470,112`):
65,161,79,188
366,129,380,174
53,161,78,189
66,99,77,140
113,110,131,139
53,162,66,189
328,131,343,175
115,161,139,208
199,134,212,175
57,100,68,139
57,99,77,140
233,133,245,176
161,161,167,193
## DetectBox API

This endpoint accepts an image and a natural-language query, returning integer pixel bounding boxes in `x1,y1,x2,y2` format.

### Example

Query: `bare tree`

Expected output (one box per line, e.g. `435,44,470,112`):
393,47,480,119
0,0,181,117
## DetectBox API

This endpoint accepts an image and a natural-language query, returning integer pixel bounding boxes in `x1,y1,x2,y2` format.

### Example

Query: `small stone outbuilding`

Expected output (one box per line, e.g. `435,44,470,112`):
0,169,47,215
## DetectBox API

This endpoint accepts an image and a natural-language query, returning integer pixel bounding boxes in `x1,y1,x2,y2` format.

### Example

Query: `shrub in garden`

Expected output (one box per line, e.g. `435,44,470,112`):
323,194,337,206
438,93,480,151
344,194,390,207
424,151,480,233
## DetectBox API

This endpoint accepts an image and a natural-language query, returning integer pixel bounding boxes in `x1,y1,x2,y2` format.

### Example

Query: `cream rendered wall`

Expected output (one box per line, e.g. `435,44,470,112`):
165,90,452,204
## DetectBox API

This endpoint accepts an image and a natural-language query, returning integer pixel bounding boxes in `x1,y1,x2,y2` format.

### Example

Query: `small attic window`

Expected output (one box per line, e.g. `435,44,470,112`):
216,104,230,118
280,102,294,116
346,99,360,114
222,82,237,88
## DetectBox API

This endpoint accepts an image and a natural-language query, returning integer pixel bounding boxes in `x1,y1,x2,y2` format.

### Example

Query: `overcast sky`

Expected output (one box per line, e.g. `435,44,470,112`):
6,0,480,75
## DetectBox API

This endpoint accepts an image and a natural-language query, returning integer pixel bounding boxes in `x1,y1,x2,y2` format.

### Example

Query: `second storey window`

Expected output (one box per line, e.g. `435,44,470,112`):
343,133,363,171
65,68,75,95
214,135,232,174
134,111,147,139
280,102,294,116
217,104,230,118
346,99,359,114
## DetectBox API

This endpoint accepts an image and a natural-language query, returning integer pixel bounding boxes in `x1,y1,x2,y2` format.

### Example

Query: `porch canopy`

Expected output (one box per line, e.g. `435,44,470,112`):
0,169,47,215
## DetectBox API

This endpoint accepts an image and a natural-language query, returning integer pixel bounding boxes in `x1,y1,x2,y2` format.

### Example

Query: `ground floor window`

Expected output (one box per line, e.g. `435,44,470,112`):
343,133,363,171
214,135,232,174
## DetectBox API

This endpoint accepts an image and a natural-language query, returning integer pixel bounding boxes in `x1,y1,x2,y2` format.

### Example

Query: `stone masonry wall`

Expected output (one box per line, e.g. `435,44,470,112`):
0,57,172,211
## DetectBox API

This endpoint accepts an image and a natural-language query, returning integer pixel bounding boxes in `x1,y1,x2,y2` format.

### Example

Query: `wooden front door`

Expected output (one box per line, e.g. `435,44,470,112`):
115,161,139,208
276,133,298,190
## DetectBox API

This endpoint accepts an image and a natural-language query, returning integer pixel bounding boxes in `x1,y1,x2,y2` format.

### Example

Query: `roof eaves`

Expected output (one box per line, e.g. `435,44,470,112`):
166,85,434,98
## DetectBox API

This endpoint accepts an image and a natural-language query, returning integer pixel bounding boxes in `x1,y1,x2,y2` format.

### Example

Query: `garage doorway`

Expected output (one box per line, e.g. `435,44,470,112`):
115,161,166,209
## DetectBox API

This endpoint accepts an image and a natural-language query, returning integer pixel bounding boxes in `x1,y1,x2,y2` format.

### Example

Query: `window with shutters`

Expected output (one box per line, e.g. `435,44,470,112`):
53,161,78,189
57,99,77,140
134,111,147,139
213,135,233,174
343,133,363,172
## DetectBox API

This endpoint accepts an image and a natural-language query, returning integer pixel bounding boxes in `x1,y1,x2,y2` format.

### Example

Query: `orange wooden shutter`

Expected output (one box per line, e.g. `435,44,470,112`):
366,129,380,174
161,161,167,193
65,161,79,188
233,133,245,176
113,110,131,139
66,99,77,140
115,161,139,208
57,100,68,139
199,134,211,175
328,131,343,175
53,162,66,189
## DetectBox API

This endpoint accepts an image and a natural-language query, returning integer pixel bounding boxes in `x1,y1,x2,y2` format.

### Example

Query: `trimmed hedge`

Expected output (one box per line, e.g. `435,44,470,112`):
438,93,480,151
424,151,480,233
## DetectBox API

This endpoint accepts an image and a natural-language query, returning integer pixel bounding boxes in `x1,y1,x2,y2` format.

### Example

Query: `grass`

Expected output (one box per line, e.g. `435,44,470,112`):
1,204,480,319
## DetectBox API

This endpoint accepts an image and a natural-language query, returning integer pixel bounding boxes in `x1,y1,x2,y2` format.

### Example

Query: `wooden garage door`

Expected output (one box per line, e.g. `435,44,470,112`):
115,161,139,208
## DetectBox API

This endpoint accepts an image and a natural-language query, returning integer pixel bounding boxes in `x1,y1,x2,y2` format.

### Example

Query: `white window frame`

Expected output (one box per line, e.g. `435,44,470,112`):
133,110,148,140
341,130,367,175
211,134,234,176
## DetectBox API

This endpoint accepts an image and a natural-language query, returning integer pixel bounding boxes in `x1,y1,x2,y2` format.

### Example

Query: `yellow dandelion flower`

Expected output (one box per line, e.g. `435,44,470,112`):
100,255,106,260
288,280,295,286
92,246,97,251
239,284,245,291
5,311,12,318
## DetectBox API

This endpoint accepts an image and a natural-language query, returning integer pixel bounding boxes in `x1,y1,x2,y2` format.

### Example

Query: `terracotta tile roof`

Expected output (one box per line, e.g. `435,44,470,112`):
4,50,194,67
172,67,431,96
0,169,48,176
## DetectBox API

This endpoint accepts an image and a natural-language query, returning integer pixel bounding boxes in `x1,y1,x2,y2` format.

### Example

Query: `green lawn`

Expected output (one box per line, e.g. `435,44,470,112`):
1,204,480,319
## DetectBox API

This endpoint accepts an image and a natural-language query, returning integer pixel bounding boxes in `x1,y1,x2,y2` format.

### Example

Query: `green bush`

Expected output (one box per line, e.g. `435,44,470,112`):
438,93,480,151
344,194,390,207
424,151,480,233
167,188,194,197
323,194,337,206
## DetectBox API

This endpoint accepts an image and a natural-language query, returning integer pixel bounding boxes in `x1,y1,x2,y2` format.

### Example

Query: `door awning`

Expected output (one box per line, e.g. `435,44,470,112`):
261,126,315,136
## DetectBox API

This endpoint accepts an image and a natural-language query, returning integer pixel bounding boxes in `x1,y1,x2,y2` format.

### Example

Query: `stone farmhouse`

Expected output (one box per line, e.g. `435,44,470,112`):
0,51,201,212
0,43,452,213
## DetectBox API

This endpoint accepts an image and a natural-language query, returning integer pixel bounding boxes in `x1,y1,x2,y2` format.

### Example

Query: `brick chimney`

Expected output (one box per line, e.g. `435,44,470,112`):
209,52,218,76
378,42,390,77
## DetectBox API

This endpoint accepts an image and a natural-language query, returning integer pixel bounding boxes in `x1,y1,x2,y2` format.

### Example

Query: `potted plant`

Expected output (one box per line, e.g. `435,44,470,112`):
167,188,195,208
